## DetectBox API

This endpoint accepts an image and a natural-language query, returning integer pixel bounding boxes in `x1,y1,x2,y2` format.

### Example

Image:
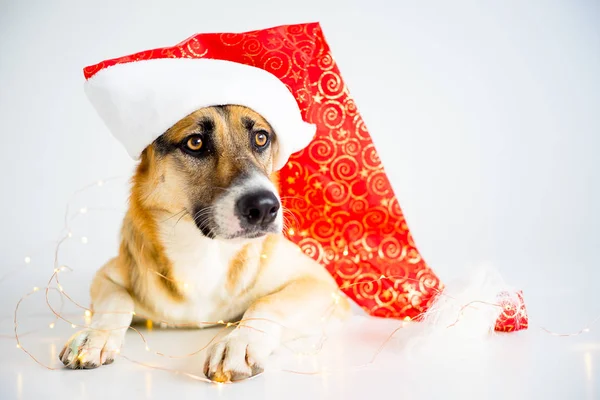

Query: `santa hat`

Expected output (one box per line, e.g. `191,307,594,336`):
83,33,316,170
84,23,528,334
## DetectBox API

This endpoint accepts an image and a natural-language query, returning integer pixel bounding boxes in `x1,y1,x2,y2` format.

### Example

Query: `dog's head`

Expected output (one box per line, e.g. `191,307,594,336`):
135,105,284,240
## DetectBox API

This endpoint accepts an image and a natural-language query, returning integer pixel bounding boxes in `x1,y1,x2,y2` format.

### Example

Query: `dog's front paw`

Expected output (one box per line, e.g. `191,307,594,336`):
59,329,122,369
203,329,274,382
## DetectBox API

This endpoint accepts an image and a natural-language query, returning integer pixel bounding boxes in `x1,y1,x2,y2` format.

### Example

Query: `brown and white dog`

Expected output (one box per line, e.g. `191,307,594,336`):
59,105,350,382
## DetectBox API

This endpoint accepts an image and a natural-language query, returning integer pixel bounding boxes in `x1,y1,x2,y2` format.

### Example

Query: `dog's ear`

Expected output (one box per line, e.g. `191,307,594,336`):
136,147,151,177
270,171,280,192
270,135,281,173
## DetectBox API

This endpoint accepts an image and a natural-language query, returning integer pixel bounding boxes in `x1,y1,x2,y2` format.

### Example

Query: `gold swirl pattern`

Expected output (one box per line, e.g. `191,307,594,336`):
318,71,345,99
321,100,346,130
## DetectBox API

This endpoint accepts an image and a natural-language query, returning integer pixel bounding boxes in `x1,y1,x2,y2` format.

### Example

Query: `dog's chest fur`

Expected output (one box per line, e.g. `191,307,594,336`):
146,215,265,324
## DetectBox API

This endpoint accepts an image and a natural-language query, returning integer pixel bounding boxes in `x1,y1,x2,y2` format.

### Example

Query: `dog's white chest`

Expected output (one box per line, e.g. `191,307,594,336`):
157,217,254,322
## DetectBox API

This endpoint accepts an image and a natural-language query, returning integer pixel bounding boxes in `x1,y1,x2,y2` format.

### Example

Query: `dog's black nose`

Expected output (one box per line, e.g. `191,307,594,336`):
236,191,280,226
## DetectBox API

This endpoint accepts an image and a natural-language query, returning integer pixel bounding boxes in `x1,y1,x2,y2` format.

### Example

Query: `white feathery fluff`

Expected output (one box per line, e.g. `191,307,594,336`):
400,266,520,357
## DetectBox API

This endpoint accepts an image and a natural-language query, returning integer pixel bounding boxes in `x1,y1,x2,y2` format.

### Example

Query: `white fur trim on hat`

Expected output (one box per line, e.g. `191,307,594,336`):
84,58,315,170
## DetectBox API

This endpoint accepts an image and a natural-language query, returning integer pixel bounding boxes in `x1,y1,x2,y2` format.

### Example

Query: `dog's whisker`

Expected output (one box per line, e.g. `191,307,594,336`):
161,208,188,223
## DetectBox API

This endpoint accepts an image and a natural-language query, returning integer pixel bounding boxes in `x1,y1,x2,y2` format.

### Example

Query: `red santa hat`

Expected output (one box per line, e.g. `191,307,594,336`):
83,34,316,170
83,23,527,334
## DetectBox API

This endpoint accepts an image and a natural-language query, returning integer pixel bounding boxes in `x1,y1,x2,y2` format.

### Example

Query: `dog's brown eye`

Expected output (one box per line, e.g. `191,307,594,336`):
186,135,203,152
254,131,269,148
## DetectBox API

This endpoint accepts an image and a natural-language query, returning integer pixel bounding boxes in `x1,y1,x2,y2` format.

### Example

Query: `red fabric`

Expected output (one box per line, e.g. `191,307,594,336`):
84,22,526,331
495,291,528,332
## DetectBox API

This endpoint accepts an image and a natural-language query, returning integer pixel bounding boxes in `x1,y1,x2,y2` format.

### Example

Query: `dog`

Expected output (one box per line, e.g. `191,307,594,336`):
59,105,350,382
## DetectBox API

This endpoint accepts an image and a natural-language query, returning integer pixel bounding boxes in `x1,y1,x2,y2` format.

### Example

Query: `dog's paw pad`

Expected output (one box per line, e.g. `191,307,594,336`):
59,329,120,369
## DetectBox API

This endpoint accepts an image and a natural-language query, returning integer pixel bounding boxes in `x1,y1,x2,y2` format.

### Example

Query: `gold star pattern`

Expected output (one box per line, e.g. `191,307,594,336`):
380,198,389,207
324,204,332,213
338,128,348,137
313,181,323,189
290,70,302,82
319,165,329,174
267,37,279,46
359,168,369,178
313,93,324,103
286,177,296,184
401,283,420,298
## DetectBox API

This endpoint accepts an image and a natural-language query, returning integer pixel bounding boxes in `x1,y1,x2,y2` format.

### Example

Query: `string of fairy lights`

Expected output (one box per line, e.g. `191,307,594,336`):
4,177,600,384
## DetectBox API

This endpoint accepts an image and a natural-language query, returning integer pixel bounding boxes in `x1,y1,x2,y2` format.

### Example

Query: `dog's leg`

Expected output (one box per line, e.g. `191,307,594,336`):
59,259,133,369
204,276,349,382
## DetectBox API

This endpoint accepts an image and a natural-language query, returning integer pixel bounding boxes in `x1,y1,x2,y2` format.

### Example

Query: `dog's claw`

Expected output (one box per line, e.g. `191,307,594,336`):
60,329,121,369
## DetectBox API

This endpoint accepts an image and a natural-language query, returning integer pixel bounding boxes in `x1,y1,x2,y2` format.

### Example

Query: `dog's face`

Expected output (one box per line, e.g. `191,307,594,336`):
138,105,283,240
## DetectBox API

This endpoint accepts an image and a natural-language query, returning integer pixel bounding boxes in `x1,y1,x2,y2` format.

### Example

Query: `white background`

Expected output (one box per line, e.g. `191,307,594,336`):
1,1,599,399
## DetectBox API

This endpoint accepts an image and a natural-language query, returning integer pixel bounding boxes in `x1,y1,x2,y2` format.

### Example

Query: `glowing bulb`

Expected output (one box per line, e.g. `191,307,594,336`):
584,328,590,333
97,180,104,186
71,324,76,328
261,254,268,259
342,250,348,256
49,322,55,329
131,311,136,316
403,316,411,322
84,310,92,317
58,285,63,292
226,322,233,327
24,256,31,264
60,265,68,271
379,274,386,280
183,283,189,291
331,292,340,304
67,232,73,238
217,320,224,324
81,237,88,244
32,287,39,292
79,207,88,214
53,268,59,273
145,346,150,351
288,228,295,235
115,348,121,354
16,344,21,349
